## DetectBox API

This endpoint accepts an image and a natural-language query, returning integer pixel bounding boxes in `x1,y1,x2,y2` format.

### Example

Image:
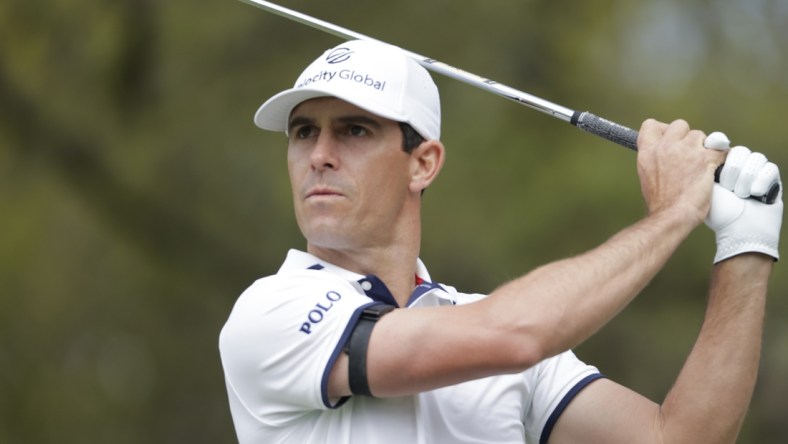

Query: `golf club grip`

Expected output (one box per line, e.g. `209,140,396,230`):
570,111,779,204
571,111,639,151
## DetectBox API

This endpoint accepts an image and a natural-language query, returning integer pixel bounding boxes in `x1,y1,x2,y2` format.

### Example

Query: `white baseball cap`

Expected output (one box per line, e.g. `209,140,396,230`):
254,39,441,141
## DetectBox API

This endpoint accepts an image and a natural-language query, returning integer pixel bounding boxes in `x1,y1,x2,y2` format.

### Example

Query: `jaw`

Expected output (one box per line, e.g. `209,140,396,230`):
297,202,405,253
296,199,357,250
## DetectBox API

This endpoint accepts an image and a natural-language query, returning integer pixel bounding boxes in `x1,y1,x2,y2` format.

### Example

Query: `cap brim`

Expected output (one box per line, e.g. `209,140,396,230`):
254,87,409,133
254,88,332,131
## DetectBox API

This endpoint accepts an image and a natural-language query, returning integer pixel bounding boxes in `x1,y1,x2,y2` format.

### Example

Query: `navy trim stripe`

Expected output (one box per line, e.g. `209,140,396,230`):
540,373,605,444
320,302,378,409
358,276,399,307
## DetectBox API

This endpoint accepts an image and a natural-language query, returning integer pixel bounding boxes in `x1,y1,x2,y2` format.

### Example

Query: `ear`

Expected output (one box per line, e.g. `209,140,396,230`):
409,140,446,194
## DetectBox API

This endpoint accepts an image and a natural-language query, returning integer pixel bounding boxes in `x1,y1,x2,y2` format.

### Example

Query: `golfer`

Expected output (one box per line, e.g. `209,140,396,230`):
219,40,782,443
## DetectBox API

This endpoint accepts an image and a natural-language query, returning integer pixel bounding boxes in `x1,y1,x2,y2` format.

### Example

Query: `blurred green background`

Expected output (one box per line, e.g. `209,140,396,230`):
1,0,786,442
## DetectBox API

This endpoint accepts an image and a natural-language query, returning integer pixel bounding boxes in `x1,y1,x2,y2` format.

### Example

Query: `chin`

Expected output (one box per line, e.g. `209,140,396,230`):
301,224,353,250
306,236,354,252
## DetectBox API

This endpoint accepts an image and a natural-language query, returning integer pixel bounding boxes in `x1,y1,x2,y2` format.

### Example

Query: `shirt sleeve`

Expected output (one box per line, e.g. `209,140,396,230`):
523,350,604,444
219,270,373,426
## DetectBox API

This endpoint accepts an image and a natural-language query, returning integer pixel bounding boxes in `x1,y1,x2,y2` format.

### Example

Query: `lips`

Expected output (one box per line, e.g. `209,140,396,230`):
305,186,343,199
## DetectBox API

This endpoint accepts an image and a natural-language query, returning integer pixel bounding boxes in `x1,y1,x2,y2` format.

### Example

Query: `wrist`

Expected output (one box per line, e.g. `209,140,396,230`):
647,203,703,237
714,251,774,270
712,253,774,292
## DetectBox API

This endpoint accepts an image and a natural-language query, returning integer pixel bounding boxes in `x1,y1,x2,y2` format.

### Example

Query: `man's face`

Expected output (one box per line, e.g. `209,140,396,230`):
287,97,415,251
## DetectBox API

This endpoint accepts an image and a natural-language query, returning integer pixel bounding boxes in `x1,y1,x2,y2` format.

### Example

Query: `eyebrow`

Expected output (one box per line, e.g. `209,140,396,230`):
288,116,313,133
287,114,384,133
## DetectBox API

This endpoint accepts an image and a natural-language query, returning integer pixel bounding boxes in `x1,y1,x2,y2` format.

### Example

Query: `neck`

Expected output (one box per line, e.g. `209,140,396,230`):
307,234,420,308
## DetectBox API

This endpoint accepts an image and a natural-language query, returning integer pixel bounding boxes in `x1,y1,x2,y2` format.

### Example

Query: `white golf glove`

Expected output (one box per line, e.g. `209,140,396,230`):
704,132,783,263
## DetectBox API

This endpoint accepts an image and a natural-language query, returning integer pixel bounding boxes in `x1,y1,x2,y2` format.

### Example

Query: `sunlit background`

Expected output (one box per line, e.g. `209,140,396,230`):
1,0,786,442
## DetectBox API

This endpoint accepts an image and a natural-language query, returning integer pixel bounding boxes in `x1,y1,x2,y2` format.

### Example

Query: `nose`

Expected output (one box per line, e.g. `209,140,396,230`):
310,132,340,172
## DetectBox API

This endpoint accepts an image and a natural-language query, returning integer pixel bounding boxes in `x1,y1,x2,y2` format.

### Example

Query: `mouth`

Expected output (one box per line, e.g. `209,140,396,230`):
305,186,344,200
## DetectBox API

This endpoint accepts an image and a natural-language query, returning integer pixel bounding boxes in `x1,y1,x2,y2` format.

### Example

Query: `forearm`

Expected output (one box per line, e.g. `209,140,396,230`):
486,207,697,362
658,254,771,443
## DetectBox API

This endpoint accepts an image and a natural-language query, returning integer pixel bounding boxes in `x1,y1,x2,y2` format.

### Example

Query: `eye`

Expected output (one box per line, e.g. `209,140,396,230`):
347,125,368,137
293,125,316,139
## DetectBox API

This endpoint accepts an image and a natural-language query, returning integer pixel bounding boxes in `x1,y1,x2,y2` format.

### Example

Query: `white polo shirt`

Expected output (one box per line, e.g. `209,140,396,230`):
220,249,602,443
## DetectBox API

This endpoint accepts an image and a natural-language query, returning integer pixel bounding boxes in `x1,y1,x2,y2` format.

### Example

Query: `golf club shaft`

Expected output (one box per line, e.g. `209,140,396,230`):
237,0,639,151
239,0,779,204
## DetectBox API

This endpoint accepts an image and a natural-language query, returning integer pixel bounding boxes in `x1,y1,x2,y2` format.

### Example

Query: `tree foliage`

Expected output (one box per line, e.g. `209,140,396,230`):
1,0,786,442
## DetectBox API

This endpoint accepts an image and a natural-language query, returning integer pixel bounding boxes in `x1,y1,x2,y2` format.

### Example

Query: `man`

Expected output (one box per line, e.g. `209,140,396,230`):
219,39,782,443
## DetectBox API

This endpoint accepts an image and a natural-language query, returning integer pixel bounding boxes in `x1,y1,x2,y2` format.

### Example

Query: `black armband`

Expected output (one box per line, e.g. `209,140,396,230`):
346,303,396,397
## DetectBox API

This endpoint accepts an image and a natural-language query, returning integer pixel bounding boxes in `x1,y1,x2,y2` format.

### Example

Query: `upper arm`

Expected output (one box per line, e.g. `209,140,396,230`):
328,300,544,399
547,378,663,444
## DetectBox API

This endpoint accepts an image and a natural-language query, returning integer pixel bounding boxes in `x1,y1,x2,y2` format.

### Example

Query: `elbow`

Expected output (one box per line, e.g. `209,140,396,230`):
656,406,742,444
511,342,546,372
478,301,553,372
492,327,550,372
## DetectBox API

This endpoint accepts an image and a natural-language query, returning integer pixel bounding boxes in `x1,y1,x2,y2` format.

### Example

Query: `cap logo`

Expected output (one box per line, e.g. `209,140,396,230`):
326,47,353,64
295,46,387,91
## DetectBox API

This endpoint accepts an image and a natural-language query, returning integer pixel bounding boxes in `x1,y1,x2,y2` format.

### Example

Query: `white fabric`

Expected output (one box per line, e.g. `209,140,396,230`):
220,249,601,443
253,40,441,141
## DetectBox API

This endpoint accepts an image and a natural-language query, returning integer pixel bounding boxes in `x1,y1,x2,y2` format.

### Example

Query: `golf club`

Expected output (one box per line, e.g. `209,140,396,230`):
238,0,779,204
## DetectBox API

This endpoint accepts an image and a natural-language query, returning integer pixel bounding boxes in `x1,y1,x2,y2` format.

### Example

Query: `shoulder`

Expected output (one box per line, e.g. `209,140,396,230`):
231,269,363,313
221,269,374,343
